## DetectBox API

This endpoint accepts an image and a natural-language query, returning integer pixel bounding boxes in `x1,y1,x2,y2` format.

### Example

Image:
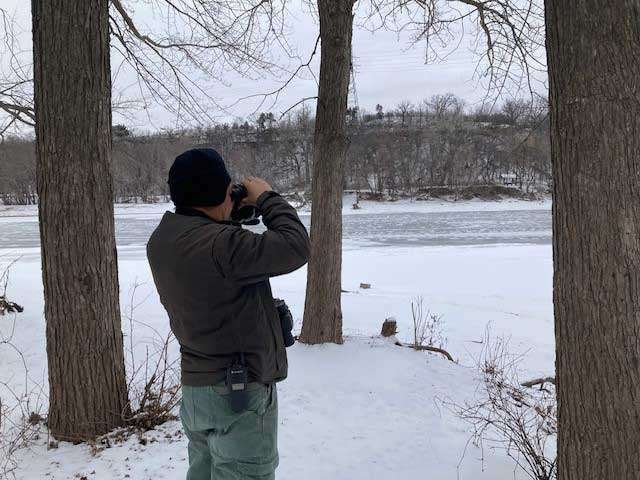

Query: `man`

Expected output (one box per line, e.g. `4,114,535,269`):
147,148,310,479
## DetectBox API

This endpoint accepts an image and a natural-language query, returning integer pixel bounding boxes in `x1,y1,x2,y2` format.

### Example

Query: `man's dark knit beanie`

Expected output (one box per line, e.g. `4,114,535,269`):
168,148,231,207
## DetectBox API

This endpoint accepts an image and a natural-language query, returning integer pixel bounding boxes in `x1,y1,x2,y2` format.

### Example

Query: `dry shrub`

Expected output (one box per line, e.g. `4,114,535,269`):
411,296,446,350
0,261,45,479
0,259,23,316
451,332,557,480
124,333,181,432
0,378,46,478
123,282,181,433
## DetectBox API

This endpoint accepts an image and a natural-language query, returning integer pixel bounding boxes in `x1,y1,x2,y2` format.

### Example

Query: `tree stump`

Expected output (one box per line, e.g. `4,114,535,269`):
381,318,398,337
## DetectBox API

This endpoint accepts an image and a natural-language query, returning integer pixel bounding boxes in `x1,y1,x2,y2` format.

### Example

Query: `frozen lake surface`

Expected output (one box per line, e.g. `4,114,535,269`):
0,207,551,250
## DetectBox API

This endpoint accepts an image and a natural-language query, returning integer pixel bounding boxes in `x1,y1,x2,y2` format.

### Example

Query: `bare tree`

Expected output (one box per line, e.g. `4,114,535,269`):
501,98,529,125
25,0,287,445
32,0,129,441
397,100,413,127
299,0,355,345
426,93,464,119
299,0,544,344
545,1,640,479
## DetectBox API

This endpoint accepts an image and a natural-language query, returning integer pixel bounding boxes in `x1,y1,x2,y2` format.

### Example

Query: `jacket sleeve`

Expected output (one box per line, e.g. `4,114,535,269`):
211,191,311,285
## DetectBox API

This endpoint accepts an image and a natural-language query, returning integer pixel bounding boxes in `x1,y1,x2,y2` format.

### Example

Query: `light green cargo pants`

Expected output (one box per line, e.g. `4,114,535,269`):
180,383,279,480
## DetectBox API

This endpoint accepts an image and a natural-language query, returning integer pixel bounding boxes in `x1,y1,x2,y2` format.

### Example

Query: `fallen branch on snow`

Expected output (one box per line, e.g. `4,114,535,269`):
0,296,24,316
395,341,455,362
521,377,556,388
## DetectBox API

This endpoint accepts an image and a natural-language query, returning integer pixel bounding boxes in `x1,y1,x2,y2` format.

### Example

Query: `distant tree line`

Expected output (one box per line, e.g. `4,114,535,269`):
0,94,550,205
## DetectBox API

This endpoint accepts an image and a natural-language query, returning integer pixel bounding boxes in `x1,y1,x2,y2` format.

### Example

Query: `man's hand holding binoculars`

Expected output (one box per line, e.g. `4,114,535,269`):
242,177,272,205
229,177,272,225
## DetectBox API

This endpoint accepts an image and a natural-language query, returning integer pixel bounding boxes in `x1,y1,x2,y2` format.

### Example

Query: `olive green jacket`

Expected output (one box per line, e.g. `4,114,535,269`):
147,192,310,385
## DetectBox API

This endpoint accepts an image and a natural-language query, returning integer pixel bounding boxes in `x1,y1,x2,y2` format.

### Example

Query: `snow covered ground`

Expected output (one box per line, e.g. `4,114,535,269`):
0,198,554,479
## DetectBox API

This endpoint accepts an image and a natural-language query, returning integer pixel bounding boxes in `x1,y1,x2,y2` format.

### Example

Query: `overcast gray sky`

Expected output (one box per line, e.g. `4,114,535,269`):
1,0,547,132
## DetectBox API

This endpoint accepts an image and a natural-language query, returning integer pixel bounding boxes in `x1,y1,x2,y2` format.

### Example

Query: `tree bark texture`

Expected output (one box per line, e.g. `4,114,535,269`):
300,0,354,344
545,2,640,479
32,0,129,441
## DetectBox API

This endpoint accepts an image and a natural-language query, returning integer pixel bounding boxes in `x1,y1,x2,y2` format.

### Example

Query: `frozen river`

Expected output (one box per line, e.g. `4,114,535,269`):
0,206,551,250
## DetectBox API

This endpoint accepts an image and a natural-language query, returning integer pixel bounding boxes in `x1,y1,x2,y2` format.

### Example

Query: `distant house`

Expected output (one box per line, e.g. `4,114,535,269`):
500,173,518,186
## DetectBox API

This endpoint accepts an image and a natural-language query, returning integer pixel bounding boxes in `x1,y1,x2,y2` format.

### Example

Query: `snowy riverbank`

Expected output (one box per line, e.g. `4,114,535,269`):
0,194,552,222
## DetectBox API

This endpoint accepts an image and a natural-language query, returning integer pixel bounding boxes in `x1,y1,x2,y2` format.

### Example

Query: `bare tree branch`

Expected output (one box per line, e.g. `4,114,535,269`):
230,33,322,116
1,1,294,129
361,0,546,105
0,8,35,136
279,96,318,119
108,0,293,125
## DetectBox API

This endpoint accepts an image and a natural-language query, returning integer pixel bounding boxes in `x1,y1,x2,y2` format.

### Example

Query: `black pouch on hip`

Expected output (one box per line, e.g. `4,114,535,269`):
226,353,249,413
274,298,295,347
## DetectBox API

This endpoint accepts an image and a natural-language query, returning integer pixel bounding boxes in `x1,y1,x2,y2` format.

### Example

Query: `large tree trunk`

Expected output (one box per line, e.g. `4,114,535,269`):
545,2,640,479
299,0,354,344
32,0,129,441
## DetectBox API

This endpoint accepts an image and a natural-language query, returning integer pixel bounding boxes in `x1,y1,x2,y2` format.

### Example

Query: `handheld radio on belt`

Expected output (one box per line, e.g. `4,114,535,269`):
226,353,249,413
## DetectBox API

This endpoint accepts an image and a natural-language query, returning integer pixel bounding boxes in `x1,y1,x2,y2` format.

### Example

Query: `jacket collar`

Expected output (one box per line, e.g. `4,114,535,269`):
174,206,238,226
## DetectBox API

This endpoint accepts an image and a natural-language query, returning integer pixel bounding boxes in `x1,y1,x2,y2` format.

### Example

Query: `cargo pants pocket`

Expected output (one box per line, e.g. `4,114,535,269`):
211,384,279,480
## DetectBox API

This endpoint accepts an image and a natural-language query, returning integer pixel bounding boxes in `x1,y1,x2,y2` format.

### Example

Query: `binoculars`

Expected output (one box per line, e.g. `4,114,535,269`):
230,183,261,225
